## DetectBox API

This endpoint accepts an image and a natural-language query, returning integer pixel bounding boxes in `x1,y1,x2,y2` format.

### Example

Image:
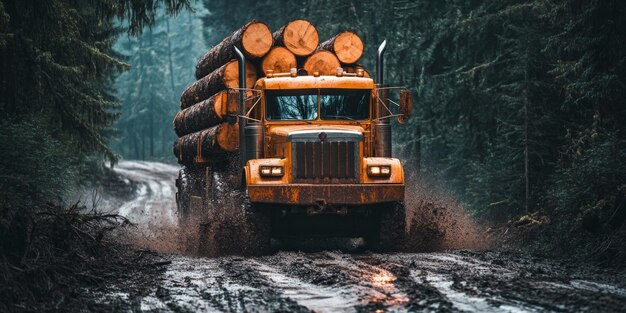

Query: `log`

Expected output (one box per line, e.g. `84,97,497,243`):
174,91,236,137
261,47,297,75
318,31,363,64
195,20,272,79
173,122,239,164
303,51,341,76
272,19,319,57
180,60,257,110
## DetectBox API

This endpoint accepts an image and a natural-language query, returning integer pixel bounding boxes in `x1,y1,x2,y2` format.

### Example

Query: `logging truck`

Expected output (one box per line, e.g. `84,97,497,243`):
174,20,412,254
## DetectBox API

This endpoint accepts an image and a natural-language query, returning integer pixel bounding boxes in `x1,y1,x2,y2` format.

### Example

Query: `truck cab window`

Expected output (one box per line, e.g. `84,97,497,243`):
266,89,318,121
320,89,370,120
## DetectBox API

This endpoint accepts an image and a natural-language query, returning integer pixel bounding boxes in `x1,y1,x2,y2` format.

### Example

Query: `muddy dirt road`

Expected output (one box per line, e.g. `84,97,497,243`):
99,161,626,312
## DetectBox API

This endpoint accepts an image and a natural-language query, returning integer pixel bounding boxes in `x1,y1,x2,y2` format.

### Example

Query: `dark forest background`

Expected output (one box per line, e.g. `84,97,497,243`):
1,0,625,262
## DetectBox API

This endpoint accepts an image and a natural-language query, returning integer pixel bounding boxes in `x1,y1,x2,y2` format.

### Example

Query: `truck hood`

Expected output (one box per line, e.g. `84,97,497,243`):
269,125,364,142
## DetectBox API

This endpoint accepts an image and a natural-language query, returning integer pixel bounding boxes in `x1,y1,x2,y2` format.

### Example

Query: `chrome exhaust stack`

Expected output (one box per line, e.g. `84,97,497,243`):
234,47,263,167
374,40,392,157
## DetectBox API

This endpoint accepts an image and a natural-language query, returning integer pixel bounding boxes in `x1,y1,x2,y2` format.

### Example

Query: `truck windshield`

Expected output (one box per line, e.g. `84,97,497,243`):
266,89,317,120
320,89,370,120
266,89,371,121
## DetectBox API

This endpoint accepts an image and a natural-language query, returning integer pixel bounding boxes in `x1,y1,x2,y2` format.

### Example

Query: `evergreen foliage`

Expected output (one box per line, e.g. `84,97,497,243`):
0,0,189,207
112,3,206,160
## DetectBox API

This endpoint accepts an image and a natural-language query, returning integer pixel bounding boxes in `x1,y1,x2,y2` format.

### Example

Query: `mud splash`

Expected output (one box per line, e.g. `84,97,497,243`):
404,175,489,252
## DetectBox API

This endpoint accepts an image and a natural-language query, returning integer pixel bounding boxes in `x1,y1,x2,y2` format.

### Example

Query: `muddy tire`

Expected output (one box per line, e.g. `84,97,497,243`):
176,168,192,225
241,192,273,255
367,202,407,252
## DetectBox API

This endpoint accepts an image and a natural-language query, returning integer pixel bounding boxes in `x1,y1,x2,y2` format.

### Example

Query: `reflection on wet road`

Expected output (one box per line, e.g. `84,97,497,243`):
100,250,626,312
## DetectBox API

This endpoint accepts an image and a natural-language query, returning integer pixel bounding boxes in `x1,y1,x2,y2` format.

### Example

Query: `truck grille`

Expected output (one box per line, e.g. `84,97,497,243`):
292,141,359,183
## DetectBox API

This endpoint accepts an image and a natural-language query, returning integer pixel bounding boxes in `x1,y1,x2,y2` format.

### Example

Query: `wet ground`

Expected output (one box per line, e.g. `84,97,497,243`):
94,161,626,312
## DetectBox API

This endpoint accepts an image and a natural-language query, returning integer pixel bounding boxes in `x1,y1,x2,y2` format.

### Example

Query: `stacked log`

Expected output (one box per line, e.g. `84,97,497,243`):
303,51,341,76
195,20,273,79
272,19,319,57
318,31,363,65
180,60,257,110
174,91,236,137
261,47,297,76
173,122,239,163
174,19,374,165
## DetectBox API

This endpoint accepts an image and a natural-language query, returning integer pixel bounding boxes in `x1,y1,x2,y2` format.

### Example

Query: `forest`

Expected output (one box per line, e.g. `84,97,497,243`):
115,0,626,262
0,0,625,310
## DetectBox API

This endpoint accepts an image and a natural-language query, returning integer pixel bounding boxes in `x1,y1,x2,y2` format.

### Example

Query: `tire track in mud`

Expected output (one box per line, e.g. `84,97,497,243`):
381,252,626,312
101,249,626,313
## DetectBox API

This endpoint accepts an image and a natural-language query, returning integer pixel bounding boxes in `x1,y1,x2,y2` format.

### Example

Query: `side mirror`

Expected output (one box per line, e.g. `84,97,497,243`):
397,89,413,124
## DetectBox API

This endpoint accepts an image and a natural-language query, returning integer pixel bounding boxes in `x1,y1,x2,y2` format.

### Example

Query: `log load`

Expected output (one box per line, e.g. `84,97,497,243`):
272,19,319,57
261,46,297,75
318,31,364,64
195,20,273,79
303,50,341,76
174,91,237,137
180,60,257,110
173,122,239,163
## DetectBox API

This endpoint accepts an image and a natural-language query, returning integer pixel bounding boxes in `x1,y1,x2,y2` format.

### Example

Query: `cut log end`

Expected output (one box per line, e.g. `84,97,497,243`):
333,32,363,64
279,19,319,57
303,51,341,76
242,22,273,58
224,60,258,90
261,47,297,75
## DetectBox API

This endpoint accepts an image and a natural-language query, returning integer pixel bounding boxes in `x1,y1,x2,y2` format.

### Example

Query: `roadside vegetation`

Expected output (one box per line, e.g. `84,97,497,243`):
0,0,188,310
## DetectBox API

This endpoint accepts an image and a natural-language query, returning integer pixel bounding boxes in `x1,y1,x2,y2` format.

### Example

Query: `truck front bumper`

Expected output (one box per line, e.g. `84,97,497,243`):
247,184,404,205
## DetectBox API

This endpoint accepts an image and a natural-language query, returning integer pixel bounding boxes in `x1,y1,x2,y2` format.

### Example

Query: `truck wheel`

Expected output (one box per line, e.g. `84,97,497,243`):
241,192,272,255
368,202,407,252
176,168,191,225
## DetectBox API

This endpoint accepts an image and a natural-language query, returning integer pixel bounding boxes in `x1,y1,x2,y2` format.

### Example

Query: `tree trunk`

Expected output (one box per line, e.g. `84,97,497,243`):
195,20,272,79
272,19,319,57
261,47,297,75
173,122,240,164
303,51,341,76
180,60,257,110
318,31,364,64
166,18,176,98
174,90,238,137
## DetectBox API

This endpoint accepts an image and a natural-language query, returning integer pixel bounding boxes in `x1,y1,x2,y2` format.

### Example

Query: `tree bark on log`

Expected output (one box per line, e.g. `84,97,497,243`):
195,20,272,79
180,60,257,110
261,47,297,75
174,91,238,137
173,122,239,164
272,19,319,57
318,31,363,64
303,51,341,76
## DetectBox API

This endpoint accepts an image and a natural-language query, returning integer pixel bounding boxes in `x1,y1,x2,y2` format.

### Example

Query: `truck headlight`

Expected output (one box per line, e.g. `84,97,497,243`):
367,165,391,177
259,165,284,177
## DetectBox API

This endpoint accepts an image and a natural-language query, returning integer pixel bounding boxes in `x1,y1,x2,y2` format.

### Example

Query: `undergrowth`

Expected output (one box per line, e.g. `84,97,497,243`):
0,203,165,312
